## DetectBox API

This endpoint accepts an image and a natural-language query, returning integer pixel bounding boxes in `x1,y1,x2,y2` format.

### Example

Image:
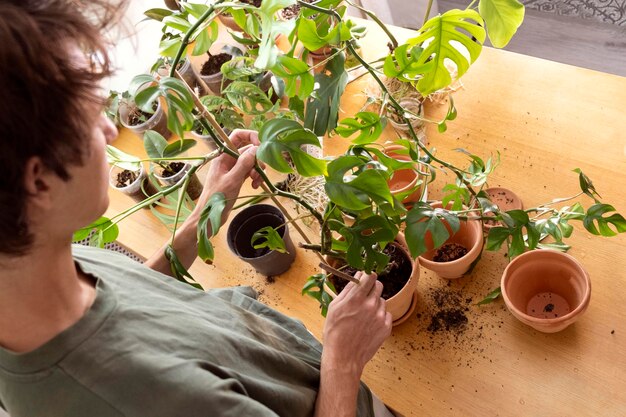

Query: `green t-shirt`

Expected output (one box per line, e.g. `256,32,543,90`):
0,245,374,417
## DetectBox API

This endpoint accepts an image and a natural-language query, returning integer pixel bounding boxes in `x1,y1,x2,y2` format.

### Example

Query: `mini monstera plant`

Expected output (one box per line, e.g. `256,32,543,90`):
84,0,625,314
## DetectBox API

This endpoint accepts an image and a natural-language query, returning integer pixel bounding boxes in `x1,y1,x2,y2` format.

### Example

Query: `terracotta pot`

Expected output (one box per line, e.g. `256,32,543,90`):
501,250,591,333
227,204,297,276
119,101,171,140
152,162,203,200
109,165,158,206
418,202,483,279
326,233,420,325
381,144,426,205
482,187,524,231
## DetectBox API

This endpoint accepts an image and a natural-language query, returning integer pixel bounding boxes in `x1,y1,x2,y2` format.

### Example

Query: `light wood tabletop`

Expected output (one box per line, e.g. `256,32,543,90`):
107,20,626,417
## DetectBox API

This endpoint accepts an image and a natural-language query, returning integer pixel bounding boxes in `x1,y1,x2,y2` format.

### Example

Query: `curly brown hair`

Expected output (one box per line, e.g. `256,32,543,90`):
0,0,126,255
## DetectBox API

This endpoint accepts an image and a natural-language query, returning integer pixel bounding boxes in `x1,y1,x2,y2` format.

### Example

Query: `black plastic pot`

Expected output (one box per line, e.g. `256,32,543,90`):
227,204,296,276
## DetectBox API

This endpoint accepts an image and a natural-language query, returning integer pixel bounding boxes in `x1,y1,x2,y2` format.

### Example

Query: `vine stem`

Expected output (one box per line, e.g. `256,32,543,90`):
341,0,398,48
423,0,435,26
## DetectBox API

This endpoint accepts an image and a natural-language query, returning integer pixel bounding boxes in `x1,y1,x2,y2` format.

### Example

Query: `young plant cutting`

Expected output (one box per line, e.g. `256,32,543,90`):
82,0,626,330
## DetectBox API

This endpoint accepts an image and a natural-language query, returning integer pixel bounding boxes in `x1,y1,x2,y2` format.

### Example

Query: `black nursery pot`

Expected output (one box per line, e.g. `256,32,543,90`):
227,204,296,276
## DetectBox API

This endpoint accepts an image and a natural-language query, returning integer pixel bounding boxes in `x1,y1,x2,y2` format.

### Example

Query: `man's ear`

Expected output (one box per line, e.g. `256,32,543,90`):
23,157,54,209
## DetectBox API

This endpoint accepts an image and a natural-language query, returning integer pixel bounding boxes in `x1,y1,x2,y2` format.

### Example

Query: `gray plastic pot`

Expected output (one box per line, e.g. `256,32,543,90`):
227,204,296,276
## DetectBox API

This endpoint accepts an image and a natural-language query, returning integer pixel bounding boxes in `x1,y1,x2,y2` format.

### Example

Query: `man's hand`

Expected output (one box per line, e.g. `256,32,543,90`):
323,272,392,374
314,272,392,417
196,129,263,225
144,129,265,275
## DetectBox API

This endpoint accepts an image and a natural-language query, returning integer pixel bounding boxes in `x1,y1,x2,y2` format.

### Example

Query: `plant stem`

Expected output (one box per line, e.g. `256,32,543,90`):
342,0,398,48
423,0,435,26
307,46,347,71
169,166,196,246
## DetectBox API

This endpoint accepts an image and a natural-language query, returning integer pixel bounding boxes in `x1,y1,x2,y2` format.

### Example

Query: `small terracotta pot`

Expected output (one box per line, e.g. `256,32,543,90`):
152,162,203,200
381,144,426,205
501,250,591,333
109,165,158,206
119,101,171,140
326,233,420,325
418,202,484,279
483,187,524,231
227,204,297,276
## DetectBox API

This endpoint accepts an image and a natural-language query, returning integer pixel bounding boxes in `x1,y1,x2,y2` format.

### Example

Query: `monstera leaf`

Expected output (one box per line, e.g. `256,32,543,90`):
272,55,315,99
257,119,326,177
479,0,525,48
338,215,398,273
400,9,486,96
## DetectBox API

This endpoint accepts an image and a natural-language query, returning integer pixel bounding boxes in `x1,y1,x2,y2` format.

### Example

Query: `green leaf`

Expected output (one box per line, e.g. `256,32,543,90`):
163,15,192,33
165,245,202,289
297,18,352,51
406,9,486,96
405,202,460,258
257,119,326,177
143,130,169,159
254,0,297,69
144,8,173,22
272,55,315,99
573,168,602,202
335,112,386,145
485,226,510,251
383,44,429,83
159,37,185,58
338,215,397,273
476,287,502,305
197,193,227,264
304,52,349,136
302,273,335,317
324,156,393,211
163,139,197,158
106,145,141,171
251,226,288,253
583,203,626,236
192,26,212,56
223,81,273,115
441,183,470,211
72,217,119,247
479,0,525,48
288,96,305,121
221,56,263,81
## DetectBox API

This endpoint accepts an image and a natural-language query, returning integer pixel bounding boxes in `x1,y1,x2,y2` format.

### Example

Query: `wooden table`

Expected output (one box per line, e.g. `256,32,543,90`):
107,20,626,417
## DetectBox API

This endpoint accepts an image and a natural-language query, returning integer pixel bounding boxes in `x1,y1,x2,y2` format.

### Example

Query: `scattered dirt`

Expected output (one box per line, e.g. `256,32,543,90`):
433,243,468,262
329,243,412,300
201,53,232,76
115,169,138,188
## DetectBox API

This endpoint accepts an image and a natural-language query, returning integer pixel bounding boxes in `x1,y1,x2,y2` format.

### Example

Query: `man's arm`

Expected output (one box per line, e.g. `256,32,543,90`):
315,272,393,417
144,130,262,275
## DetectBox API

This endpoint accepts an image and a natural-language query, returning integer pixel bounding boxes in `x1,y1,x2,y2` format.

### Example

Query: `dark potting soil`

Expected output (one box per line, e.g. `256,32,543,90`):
161,161,185,178
128,101,158,126
433,243,468,262
280,0,312,19
330,243,412,300
201,53,232,76
116,169,138,188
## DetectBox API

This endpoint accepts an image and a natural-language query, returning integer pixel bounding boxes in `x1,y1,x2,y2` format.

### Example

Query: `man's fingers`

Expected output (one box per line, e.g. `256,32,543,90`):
229,146,258,181
352,271,377,297
229,129,260,148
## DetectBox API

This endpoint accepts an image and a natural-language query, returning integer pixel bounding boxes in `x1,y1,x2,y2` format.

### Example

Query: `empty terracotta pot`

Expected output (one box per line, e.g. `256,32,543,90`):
501,250,591,333
418,202,483,279
227,204,296,276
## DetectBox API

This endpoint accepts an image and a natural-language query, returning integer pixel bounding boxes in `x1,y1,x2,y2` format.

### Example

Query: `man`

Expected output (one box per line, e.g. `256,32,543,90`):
0,1,396,416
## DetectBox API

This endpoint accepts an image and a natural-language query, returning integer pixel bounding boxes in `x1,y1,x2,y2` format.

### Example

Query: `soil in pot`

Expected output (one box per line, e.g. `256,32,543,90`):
240,0,263,6
279,0,313,20
157,162,203,200
111,167,158,206
330,243,412,300
128,102,158,126
433,243,468,263
201,53,232,77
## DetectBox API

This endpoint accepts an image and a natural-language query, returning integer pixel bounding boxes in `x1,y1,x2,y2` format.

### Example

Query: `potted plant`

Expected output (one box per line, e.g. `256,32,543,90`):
109,164,159,206
83,0,626,326
118,95,171,139
144,130,204,201
226,203,297,276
